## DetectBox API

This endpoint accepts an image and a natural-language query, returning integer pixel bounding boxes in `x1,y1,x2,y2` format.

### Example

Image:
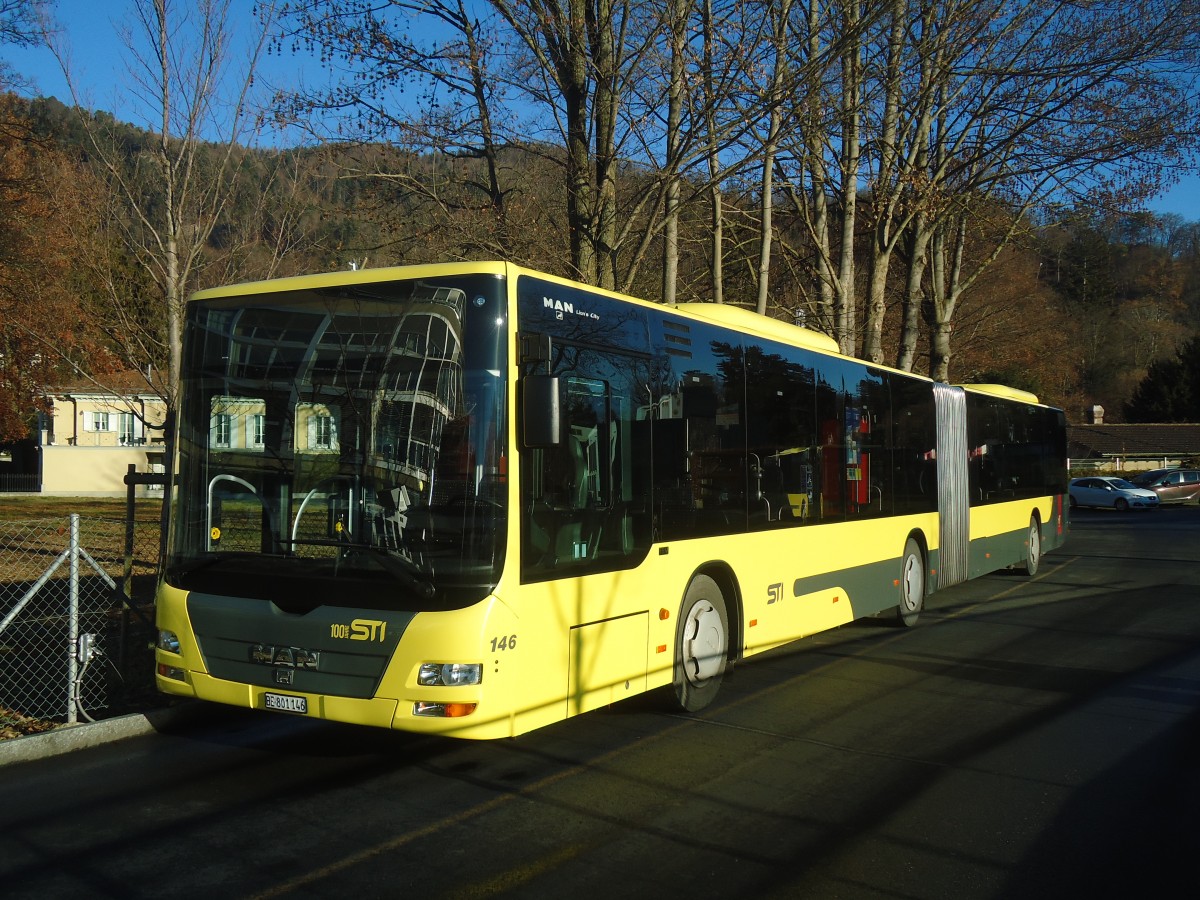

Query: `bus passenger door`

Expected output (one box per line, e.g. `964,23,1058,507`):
521,374,649,578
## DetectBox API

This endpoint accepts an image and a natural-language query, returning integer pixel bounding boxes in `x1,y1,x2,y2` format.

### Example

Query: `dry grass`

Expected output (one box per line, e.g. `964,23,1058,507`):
0,496,164,583
0,495,163,523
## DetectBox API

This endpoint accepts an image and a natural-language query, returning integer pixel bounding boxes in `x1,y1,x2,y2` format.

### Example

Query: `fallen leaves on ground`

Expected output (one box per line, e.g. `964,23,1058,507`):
0,705,57,740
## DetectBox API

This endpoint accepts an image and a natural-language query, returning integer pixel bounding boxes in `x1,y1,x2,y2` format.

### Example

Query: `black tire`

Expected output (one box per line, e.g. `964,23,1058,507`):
1115,497,1129,512
1069,494,1078,509
895,538,925,627
1019,516,1041,576
673,574,729,712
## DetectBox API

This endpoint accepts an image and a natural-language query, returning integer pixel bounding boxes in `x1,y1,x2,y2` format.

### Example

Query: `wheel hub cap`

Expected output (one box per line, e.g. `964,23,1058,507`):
684,603,724,683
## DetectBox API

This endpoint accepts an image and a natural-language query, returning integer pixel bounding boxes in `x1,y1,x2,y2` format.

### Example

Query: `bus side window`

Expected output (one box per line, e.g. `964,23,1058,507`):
744,347,816,530
524,375,646,576
890,377,937,516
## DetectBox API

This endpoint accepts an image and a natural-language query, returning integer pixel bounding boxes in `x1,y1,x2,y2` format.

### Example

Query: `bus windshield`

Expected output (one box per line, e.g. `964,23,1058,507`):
164,274,509,612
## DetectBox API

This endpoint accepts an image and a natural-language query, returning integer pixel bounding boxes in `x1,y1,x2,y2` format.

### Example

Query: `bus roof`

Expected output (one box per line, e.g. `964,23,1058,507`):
960,383,1041,405
674,302,841,354
188,260,511,302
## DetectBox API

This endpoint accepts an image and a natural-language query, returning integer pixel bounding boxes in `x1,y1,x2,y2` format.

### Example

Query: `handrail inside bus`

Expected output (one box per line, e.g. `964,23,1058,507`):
206,474,259,552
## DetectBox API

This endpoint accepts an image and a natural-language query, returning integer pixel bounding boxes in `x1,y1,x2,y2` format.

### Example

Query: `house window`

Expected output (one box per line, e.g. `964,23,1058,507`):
296,403,339,452
313,415,334,449
91,412,111,432
119,413,136,445
250,414,265,448
214,413,232,448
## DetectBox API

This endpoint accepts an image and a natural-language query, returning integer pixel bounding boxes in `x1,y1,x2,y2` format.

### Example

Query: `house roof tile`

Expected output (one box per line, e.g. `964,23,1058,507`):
1067,424,1200,460
48,369,169,396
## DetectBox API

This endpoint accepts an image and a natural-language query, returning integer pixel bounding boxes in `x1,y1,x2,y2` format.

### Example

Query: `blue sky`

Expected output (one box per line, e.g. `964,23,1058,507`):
1149,178,1199,220
4,0,305,138
4,0,1198,222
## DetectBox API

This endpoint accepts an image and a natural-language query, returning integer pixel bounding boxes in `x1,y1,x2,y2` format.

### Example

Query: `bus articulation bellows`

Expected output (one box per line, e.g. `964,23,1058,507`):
155,261,1069,739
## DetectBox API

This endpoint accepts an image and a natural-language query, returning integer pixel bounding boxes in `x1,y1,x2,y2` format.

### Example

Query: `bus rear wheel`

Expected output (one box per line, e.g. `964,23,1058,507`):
673,574,728,712
895,538,925,627
1019,516,1041,575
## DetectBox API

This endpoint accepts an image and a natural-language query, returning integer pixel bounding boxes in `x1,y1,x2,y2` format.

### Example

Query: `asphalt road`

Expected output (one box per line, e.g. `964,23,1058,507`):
3,505,1200,899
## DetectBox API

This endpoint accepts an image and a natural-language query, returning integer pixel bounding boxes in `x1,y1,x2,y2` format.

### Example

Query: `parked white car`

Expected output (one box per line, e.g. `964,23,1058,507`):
1068,477,1160,511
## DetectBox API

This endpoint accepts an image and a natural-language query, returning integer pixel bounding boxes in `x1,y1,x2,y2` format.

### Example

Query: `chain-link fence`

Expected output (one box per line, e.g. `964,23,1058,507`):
1,512,161,732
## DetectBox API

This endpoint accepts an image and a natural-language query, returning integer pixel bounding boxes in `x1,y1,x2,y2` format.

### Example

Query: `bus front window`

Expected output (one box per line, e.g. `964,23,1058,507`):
166,275,508,612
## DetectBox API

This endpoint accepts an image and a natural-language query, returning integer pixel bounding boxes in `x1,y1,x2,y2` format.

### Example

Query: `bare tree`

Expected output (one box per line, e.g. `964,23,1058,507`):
689,0,777,306
775,0,882,350
488,0,653,289
0,0,45,92
44,0,280,407
274,0,1200,369
888,0,1200,379
277,0,521,259
614,0,772,302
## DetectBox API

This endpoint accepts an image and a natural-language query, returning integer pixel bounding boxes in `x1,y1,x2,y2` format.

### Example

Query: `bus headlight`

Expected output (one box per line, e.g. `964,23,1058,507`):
418,662,482,687
157,630,181,654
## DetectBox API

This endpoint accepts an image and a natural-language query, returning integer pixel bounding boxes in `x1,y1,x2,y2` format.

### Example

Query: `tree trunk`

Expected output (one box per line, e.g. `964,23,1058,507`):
896,213,932,371
592,0,619,290
564,0,596,283
756,0,793,316
862,0,907,364
662,0,688,306
835,0,861,355
702,0,723,304
925,214,966,382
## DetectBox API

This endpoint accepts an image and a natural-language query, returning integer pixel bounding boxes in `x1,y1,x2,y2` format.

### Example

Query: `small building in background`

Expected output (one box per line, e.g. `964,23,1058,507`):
0,371,169,497
1067,422,1200,473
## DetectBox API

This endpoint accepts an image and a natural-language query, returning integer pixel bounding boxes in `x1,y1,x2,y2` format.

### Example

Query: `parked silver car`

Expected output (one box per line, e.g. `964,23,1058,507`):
1068,477,1160,511
1129,468,1200,504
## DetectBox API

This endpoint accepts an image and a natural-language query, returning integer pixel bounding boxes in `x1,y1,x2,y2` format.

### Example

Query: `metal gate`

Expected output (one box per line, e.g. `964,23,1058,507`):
1,516,118,723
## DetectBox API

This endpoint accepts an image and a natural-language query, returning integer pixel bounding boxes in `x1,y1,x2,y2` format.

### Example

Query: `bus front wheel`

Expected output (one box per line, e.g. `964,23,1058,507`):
895,538,925,627
673,575,728,712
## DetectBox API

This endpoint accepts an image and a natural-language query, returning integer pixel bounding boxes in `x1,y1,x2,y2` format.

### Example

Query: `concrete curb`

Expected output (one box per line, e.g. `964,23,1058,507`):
0,704,197,767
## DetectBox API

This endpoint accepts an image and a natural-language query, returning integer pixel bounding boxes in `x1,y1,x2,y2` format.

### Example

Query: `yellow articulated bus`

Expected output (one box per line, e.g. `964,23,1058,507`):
155,261,1068,739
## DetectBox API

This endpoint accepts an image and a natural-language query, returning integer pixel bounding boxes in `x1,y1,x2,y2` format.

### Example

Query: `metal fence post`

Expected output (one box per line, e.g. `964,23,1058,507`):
121,463,137,673
66,513,80,725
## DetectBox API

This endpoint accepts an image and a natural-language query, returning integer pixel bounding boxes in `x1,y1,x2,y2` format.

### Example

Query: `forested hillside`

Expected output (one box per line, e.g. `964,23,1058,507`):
1,90,1198,438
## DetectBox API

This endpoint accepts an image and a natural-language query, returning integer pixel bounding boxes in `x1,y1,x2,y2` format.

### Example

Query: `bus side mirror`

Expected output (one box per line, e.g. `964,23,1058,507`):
523,375,561,448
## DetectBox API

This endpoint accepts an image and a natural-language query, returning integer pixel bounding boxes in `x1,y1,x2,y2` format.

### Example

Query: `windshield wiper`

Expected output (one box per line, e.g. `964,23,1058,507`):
282,539,435,599
169,551,264,578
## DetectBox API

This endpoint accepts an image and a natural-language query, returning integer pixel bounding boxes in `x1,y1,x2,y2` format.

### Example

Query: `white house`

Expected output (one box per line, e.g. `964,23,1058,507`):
34,372,170,496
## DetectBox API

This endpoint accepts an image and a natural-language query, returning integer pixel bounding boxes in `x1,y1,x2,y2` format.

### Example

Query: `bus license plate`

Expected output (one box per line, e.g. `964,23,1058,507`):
264,693,307,714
